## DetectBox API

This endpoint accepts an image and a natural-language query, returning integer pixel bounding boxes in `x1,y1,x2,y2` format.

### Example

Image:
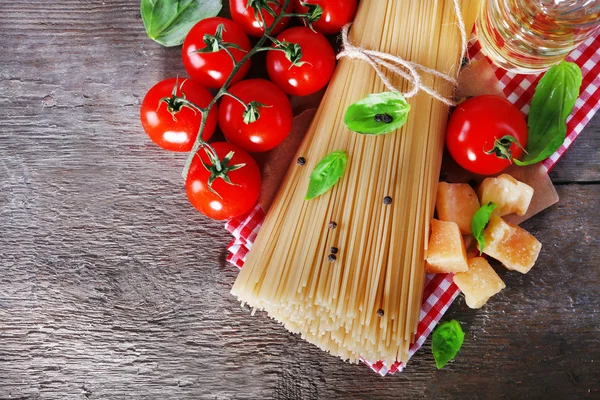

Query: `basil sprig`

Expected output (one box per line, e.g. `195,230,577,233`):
344,92,410,135
515,61,582,166
472,202,497,254
305,151,347,200
432,320,465,369
141,0,222,47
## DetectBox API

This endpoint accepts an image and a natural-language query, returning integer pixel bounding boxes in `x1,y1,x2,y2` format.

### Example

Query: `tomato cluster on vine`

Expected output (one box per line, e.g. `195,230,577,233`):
140,0,357,220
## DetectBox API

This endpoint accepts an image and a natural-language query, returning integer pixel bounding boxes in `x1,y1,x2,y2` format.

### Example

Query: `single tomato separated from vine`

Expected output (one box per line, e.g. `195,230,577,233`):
446,95,528,175
140,78,217,152
230,0,294,37
219,79,293,152
266,27,336,96
182,17,252,89
294,0,357,34
186,142,261,220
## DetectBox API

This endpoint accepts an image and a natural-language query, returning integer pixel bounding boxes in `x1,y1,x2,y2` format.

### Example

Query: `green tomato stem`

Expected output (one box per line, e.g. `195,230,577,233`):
281,12,311,18
221,45,238,66
253,47,277,53
221,91,249,109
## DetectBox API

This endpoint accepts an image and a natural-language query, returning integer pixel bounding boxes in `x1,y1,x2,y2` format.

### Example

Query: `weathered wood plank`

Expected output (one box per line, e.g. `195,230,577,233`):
1,183,598,399
549,126,600,183
0,1,599,399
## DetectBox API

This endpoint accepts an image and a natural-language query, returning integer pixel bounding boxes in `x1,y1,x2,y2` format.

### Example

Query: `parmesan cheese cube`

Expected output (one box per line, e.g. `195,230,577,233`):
454,257,506,309
481,216,542,274
426,219,469,274
436,182,481,234
478,174,534,216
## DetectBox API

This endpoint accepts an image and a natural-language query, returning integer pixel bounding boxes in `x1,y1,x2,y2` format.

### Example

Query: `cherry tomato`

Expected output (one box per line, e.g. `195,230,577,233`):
266,27,336,96
140,78,217,152
229,0,293,37
446,95,528,175
182,17,252,89
186,142,261,220
219,79,293,152
294,0,357,34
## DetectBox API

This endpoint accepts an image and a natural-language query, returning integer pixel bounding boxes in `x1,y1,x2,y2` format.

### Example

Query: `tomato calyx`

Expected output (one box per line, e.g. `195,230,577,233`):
247,0,282,19
298,1,323,29
199,145,246,198
243,101,271,124
192,24,249,56
220,92,269,125
158,79,201,121
269,36,308,67
483,135,528,162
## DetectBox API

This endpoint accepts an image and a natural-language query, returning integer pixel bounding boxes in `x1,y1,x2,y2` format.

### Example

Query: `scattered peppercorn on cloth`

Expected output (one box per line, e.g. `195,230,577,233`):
225,33,600,375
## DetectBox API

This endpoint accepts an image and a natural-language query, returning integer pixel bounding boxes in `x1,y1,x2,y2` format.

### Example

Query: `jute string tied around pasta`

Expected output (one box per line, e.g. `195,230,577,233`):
337,0,468,107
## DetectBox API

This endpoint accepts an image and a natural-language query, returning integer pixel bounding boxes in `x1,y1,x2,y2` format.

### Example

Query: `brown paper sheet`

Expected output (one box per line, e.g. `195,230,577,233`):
254,109,317,211
456,58,505,98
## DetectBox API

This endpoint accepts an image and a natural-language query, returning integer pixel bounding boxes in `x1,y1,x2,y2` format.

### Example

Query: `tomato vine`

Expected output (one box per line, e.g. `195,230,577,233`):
177,0,318,182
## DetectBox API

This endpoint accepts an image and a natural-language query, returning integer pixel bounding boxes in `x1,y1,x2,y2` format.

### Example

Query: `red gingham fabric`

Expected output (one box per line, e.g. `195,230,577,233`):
225,33,600,376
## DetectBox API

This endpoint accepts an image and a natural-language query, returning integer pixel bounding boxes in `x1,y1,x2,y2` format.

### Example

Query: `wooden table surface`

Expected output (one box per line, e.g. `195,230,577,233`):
1,1,599,399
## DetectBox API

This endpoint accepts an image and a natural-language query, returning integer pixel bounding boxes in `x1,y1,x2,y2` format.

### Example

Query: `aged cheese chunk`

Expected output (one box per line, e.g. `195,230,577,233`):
426,219,469,274
478,174,534,216
481,216,542,274
436,182,481,234
454,257,506,308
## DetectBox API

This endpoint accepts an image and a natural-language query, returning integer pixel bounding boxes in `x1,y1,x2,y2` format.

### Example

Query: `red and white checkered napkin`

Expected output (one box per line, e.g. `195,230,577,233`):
225,33,600,376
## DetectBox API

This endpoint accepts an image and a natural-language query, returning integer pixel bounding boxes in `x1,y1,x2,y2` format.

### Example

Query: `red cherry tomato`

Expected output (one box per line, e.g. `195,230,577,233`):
219,79,293,152
446,95,528,175
182,17,252,89
186,142,261,220
229,0,293,37
266,27,336,96
294,0,357,34
140,78,217,152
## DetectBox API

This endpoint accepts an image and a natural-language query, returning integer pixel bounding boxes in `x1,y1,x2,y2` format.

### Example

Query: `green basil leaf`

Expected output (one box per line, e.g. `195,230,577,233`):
344,92,411,135
514,61,582,166
472,202,497,254
305,151,348,200
141,0,222,47
432,320,465,369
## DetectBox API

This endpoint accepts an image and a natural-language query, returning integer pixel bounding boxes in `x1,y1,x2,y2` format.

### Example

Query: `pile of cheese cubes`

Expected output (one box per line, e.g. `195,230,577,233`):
426,174,542,309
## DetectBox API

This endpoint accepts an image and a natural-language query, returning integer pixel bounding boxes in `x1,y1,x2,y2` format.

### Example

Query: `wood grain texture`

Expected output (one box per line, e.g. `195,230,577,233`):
0,1,598,399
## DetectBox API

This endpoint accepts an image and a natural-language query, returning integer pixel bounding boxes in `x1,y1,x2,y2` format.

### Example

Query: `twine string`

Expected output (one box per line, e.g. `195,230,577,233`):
337,0,468,106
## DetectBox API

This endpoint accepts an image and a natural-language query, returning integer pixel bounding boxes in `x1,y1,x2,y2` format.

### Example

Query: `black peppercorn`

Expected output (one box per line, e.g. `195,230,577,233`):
383,196,392,205
377,309,384,317
328,221,337,229
374,113,394,124
330,247,338,254
297,157,306,166
328,254,337,262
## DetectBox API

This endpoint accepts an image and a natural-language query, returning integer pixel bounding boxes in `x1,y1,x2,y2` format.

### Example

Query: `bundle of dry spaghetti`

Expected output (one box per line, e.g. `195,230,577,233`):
232,0,480,365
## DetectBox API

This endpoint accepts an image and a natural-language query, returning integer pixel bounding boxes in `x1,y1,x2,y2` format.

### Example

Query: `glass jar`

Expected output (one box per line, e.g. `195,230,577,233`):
477,0,600,73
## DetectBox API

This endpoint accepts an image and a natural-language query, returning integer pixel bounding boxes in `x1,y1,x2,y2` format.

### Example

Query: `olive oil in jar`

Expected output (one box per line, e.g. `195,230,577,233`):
477,0,600,73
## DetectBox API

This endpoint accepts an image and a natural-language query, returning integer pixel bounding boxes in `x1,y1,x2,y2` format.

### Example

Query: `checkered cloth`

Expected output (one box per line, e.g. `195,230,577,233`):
225,33,600,375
